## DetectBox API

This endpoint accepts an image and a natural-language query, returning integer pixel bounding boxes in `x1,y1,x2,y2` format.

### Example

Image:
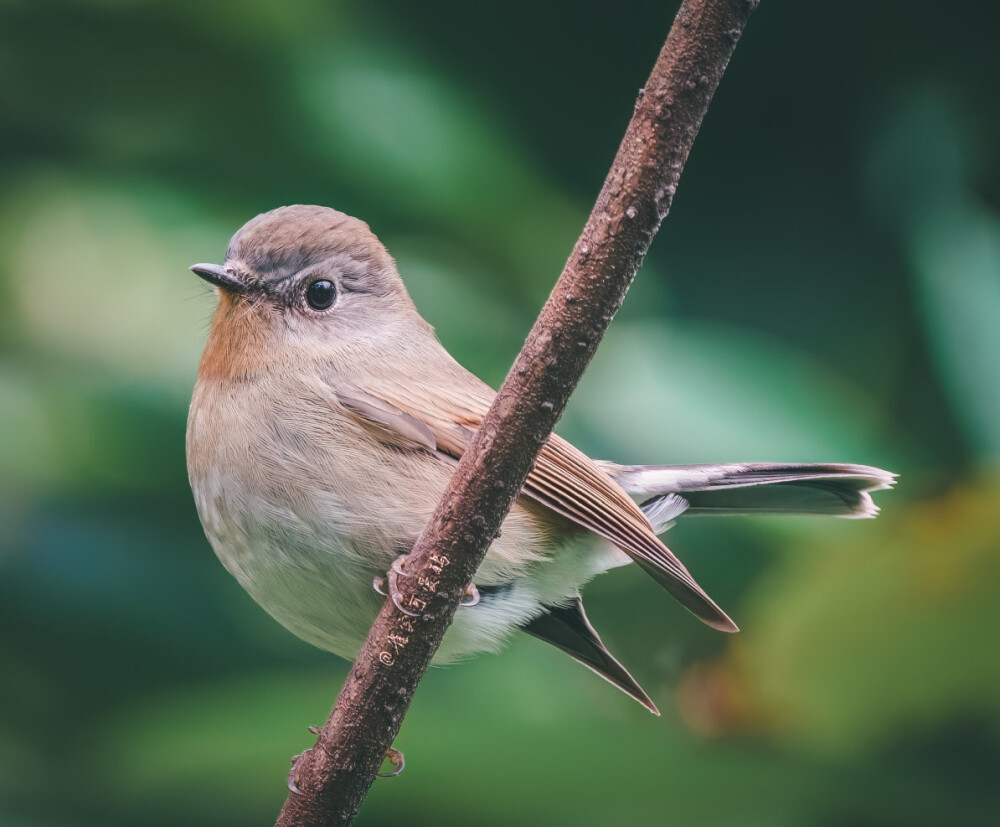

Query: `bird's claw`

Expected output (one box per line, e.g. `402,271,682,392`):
378,747,405,778
460,582,481,607
373,557,418,615
386,554,420,616
287,749,311,795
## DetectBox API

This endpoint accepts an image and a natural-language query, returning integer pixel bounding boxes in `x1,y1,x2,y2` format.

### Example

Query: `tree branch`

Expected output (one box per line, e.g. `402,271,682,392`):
276,1,758,824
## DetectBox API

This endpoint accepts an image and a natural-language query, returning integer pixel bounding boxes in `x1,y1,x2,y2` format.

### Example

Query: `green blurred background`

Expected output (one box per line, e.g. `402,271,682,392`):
2,1,998,824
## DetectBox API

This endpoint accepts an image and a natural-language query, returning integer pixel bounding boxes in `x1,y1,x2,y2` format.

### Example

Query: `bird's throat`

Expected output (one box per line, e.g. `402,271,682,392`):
199,293,274,382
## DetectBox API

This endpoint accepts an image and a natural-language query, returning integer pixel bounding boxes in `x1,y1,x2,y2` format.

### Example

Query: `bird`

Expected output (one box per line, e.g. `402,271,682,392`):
186,204,895,714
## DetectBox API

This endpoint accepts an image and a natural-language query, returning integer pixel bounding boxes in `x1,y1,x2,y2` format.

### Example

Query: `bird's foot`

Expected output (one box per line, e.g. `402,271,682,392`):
378,747,406,778
374,554,480,612
373,555,422,616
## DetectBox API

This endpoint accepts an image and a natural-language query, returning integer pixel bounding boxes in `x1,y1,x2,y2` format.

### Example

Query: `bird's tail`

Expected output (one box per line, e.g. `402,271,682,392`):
608,463,896,531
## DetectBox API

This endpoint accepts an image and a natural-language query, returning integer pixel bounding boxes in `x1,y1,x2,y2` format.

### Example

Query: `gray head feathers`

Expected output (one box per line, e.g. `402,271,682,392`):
227,205,394,286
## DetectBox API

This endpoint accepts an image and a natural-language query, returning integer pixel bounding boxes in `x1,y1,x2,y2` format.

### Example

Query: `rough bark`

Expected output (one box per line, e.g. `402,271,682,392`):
276,1,758,824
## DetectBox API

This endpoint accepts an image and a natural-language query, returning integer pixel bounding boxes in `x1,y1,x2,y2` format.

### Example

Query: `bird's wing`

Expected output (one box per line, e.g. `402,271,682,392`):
332,387,437,452
332,379,736,633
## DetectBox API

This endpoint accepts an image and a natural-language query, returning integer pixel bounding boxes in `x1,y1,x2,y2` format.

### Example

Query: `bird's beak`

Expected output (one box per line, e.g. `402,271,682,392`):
189,263,247,293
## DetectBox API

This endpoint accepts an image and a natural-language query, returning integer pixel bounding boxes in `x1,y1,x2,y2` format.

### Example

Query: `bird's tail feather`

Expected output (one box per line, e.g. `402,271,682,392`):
612,462,896,522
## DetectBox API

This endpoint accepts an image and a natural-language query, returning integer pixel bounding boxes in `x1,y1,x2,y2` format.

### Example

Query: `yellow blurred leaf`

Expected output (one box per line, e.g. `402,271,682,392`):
722,476,1000,754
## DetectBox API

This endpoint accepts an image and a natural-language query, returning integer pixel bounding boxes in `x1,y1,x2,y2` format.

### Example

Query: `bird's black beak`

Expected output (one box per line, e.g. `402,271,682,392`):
189,263,247,293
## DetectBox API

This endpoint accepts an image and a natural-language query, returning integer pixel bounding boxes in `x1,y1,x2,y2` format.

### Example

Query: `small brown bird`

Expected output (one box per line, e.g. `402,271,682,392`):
187,205,894,714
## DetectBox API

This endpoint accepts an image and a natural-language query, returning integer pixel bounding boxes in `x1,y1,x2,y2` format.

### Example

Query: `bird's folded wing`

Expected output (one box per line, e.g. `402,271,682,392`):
330,380,736,632
333,388,437,452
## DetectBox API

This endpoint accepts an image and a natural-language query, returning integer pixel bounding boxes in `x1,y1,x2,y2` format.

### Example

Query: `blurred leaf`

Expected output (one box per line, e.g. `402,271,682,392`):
89,672,338,822
909,205,1000,462
861,86,1000,462
0,365,185,494
1,2,997,825
294,41,583,302
89,653,834,827
568,319,894,466
861,85,973,232
729,476,1000,754
0,173,226,392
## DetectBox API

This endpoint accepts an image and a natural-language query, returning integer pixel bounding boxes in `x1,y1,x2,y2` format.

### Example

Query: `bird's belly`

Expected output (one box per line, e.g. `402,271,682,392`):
191,468,628,665
190,470,379,659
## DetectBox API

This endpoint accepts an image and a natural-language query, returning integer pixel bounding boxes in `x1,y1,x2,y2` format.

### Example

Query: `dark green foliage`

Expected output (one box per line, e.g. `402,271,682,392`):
0,1,997,824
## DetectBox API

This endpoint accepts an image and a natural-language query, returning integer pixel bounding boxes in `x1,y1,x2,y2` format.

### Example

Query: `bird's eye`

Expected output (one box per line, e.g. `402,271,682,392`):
305,279,337,310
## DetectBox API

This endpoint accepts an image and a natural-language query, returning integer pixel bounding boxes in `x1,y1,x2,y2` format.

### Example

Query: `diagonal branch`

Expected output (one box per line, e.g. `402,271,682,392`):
276,1,758,824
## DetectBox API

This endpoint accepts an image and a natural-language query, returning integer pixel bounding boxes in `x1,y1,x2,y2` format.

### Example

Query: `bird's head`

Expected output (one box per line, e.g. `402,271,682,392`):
191,205,428,380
